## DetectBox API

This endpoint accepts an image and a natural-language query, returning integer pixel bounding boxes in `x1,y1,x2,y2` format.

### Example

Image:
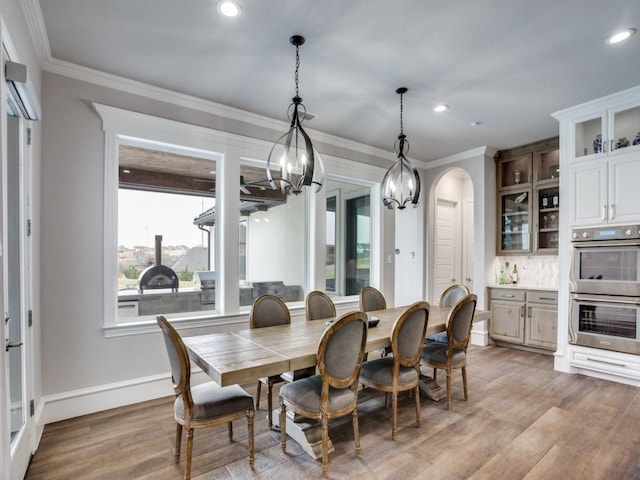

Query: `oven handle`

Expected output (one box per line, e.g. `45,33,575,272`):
571,241,640,248
572,295,640,306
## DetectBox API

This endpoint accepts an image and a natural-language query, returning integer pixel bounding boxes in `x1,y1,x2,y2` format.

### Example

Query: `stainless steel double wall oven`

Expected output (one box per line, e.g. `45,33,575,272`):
570,224,640,354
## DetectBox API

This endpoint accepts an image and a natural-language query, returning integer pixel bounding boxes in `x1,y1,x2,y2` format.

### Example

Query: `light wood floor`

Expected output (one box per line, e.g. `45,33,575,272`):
25,346,640,479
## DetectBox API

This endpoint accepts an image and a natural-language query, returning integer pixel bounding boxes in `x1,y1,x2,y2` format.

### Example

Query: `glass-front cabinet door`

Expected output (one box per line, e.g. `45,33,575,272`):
497,153,532,189
499,189,531,253
536,185,559,252
574,114,605,159
610,104,640,154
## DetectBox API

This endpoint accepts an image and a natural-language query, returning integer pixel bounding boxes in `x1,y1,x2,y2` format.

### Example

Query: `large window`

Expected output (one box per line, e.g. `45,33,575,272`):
238,160,307,306
116,141,218,321
96,104,386,333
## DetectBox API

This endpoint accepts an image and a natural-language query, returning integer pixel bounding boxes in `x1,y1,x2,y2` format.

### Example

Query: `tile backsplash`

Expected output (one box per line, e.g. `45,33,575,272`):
493,255,559,288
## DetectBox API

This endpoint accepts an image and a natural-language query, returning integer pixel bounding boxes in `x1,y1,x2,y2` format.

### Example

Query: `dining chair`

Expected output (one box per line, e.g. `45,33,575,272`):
421,293,478,409
359,285,387,312
250,294,291,428
279,310,368,477
359,301,429,439
156,316,255,480
283,290,338,383
306,290,336,321
426,284,471,344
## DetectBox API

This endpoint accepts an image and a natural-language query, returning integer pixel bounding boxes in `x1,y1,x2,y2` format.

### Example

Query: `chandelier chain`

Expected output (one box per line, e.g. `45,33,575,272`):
295,44,300,97
399,92,405,136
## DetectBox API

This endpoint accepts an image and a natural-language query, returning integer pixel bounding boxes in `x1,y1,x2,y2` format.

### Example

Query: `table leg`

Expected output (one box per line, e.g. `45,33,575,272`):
418,374,446,401
272,408,335,460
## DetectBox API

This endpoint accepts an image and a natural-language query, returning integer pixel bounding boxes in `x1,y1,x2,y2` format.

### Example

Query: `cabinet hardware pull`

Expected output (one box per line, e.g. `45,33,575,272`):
609,204,615,221
538,297,555,301
602,205,607,221
520,306,525,317
505,294,514,297
527,306,532,318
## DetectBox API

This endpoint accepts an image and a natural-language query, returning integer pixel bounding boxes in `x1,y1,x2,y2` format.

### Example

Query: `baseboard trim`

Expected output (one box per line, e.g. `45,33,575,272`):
40,370,210,425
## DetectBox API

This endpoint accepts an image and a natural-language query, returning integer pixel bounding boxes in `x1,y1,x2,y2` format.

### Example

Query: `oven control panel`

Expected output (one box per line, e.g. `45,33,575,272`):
571,224,640,241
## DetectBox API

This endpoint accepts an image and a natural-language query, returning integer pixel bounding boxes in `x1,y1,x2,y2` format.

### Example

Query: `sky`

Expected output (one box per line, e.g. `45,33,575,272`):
118,189,214,248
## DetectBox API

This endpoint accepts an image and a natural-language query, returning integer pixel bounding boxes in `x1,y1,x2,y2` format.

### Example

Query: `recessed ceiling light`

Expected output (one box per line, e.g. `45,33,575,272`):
433,104,449,113
606,28,636,45
217,0,241,18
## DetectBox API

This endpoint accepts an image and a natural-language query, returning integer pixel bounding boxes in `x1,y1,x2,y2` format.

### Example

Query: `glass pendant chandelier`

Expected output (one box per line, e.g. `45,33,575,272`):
266,35,325,195
381,87,421,210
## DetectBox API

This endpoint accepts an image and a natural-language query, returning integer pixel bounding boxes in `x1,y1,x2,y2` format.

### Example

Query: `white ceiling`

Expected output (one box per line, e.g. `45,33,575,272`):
35,0,640,164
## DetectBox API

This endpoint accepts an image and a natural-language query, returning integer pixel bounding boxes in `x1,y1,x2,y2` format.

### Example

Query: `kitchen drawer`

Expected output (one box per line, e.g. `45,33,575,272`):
489,288,525,302
526,291,558,304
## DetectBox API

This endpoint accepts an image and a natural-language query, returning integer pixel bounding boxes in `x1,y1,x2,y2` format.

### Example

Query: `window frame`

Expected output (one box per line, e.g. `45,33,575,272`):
95,104,387,336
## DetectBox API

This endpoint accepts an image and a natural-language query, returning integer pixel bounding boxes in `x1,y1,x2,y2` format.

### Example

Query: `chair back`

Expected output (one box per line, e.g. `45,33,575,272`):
392,301,430,367
317,311,368,389
306,290,336,321
250,294,291,329
359,286,386,312
439,284,471,307
157,315,193,412
446,294,478,351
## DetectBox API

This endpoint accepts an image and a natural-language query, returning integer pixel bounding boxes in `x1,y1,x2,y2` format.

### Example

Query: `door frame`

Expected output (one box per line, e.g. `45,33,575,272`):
1,31,37,479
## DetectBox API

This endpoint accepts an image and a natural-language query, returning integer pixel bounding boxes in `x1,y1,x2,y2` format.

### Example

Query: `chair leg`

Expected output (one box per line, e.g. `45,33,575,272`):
391,391,398,440
322,416,329,477
256,380,262,410
462,366,468,401
247,409,255,468
433,368,437,381
185,428,194,480
446,367,452,410
280,399,287,452
267,382,273,428
414,384,421,428
174,423,182,462
352,408,361,455
228,421,233,441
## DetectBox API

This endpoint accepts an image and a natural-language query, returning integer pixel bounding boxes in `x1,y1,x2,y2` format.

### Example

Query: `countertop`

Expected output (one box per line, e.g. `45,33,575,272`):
487,284,557,291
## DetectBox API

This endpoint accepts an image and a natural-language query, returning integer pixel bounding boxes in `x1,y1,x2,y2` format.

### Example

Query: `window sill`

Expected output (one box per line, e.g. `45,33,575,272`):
104,296,360,337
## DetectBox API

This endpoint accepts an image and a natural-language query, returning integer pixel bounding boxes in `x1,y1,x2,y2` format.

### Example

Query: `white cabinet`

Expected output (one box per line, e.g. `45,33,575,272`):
554,87,640,227
570,153,640,226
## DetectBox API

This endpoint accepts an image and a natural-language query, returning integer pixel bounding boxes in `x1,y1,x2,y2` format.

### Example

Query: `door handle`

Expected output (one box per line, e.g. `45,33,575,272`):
5,340,23,352
602,205,607,221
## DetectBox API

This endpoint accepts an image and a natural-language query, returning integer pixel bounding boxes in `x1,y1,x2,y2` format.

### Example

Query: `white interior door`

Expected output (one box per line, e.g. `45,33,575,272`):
434,198,459,302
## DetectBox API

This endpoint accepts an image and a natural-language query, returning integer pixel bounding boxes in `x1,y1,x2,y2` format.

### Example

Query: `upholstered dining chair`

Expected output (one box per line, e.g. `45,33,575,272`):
421,293,478,410
279,310,368,477
283,290,338,383
250,294,291,428
426,284,471,345
359,301,429,439
157,316,255,480
306,290,336,321
359,285,387,312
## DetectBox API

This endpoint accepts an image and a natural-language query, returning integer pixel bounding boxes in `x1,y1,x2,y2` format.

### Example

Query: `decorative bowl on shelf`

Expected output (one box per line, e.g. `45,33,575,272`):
616,137,630,149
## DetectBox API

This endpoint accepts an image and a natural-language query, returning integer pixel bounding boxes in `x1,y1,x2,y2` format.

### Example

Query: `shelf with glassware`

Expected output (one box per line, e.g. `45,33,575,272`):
536,185,560,252
496,137,559,255
498,188,531,254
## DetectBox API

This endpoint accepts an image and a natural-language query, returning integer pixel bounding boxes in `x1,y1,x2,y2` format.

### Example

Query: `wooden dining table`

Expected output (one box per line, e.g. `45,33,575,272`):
183,304,490,459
